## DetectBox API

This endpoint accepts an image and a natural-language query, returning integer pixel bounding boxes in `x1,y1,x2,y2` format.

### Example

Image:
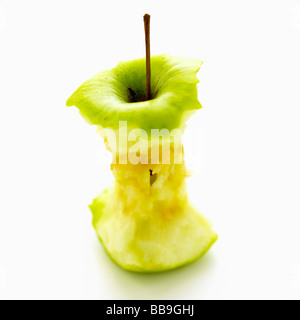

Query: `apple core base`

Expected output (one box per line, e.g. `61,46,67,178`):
90,185,217,273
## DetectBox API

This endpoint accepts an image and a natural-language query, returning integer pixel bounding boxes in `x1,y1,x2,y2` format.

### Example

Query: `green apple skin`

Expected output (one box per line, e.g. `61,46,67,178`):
66,55,203,134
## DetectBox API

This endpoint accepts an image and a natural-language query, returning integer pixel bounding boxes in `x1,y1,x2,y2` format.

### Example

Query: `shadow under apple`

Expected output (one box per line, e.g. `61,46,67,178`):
92,237,217,300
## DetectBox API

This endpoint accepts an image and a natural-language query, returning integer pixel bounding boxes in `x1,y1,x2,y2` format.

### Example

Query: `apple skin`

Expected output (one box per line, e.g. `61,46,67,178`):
66,55,203,134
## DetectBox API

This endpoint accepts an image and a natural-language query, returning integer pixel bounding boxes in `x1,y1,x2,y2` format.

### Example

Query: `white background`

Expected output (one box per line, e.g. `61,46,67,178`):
0,0,300,300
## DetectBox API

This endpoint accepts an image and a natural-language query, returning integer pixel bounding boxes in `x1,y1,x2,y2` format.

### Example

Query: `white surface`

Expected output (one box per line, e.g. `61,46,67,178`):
0,0,300,300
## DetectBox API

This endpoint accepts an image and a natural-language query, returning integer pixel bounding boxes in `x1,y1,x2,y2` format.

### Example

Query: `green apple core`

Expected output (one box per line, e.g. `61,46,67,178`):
67,55,217,273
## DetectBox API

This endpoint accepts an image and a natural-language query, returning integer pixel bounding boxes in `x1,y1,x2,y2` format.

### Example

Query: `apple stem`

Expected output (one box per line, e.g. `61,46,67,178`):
144,14,151,100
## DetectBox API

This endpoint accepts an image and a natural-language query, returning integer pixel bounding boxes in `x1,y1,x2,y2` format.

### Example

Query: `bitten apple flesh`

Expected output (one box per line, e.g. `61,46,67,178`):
67,55,217,272
90,148,217,273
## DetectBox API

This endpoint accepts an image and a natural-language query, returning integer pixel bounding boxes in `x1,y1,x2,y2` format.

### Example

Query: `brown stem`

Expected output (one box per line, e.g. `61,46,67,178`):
144,14,151,100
